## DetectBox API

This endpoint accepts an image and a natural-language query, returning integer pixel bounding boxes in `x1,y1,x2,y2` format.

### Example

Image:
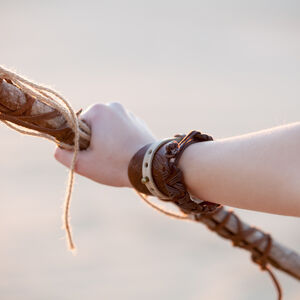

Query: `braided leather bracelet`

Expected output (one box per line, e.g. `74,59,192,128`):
128,130,220,215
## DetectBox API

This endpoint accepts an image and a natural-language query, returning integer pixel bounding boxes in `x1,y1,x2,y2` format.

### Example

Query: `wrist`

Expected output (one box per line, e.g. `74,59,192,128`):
177,140,215,200
128,131,220,214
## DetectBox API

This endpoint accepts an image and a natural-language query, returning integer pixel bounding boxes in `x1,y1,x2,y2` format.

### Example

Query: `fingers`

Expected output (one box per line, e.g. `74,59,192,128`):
54,146,88,175
106,101,126,113
79,103,107,127
80,102,126,124
54,147,73,168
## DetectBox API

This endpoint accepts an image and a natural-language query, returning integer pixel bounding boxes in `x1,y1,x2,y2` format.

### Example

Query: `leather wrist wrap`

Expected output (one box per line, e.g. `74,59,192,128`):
128,131,220,215
128,136,182,195
128,143,153,196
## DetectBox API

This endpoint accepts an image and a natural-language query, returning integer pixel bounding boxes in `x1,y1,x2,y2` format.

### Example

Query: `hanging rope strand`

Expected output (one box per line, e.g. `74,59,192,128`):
0,65,90,251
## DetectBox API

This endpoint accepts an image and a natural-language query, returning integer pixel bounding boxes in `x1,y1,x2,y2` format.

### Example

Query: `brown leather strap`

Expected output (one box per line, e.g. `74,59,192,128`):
197,209,282,300
0,79,84,148
128,143,153,195
152,131,220,214
128,131,220,215
128,135,184,196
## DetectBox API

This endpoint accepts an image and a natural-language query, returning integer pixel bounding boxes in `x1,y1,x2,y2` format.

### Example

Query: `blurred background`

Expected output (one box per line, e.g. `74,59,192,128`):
1,0,300,299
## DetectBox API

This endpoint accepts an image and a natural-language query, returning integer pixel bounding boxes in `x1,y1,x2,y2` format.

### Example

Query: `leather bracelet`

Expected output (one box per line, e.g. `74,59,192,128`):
140,138,173,199
128,131,220,215
152,131,220,214
128,143,153,195
128,135,183,195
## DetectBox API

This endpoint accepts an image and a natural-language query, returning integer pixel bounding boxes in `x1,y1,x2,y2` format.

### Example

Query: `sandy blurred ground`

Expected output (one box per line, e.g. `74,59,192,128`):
0,0,299,299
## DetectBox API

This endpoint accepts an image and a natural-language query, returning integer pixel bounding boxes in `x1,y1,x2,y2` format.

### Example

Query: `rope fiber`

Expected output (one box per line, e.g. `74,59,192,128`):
0,65,90,251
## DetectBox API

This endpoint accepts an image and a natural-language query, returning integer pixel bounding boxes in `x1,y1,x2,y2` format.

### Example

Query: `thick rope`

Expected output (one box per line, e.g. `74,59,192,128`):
0,65,90,251
137,192,282,299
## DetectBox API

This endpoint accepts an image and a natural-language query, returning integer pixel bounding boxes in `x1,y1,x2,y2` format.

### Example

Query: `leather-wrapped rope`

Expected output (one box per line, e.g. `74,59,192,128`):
0,78,89,149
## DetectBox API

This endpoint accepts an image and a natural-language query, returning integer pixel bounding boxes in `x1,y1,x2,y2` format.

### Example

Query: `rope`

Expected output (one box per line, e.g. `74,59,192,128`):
198,209,282,299
137,192,282,299
0,65,90,251
136,191,189,220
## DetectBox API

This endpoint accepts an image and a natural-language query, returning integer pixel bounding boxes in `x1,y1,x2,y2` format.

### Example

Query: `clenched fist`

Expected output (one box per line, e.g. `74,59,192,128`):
54,102,157,188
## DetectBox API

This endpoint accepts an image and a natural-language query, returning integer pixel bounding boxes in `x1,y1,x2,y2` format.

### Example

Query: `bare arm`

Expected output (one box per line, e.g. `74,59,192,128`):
54,103,300,217
178,122,300,216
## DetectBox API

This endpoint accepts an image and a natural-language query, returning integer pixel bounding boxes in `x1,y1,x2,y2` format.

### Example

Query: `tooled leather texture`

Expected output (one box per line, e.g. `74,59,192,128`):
152,131,220,215
128,131,220,215
127,135,184,196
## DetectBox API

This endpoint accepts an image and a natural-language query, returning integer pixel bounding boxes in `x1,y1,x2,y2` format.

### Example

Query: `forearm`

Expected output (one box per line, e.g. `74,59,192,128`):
178,122,300,216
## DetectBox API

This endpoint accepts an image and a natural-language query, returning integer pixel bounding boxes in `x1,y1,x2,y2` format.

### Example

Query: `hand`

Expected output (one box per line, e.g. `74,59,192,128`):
54,102,157,188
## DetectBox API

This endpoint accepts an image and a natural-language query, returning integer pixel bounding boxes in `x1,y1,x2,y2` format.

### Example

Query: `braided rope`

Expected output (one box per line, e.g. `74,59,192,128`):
0,65,91,251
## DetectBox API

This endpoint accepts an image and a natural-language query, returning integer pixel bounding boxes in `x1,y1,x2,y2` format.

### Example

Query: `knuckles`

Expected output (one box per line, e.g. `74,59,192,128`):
90,103,109,114
107,101,125,111
81,101,126,123
82,103,110,121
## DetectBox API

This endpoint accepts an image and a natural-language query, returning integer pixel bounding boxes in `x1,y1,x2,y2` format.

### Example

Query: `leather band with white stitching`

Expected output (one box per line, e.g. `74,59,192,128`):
141,138,173,199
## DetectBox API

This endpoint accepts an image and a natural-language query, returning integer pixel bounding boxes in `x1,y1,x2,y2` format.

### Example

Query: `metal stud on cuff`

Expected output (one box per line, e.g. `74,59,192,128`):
141,138,173,199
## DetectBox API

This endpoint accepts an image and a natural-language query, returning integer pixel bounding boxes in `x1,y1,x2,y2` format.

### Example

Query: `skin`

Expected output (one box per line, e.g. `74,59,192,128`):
55,102,156,187
54,102,300,217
